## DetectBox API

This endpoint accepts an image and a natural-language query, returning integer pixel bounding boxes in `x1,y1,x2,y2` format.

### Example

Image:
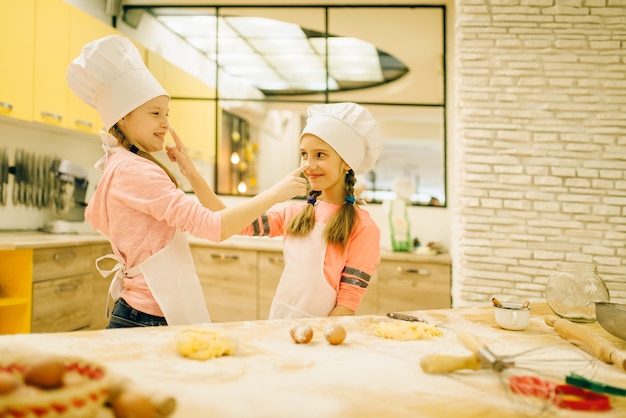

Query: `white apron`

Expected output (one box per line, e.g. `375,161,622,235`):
269,223,337,319
96,230,211,325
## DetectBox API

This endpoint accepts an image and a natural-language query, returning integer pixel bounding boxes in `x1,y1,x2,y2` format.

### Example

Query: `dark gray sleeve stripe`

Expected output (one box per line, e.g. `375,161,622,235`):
261,213,270,236
343,267,371,282
340,275,369,288
251,214,271,236
252,219,261,236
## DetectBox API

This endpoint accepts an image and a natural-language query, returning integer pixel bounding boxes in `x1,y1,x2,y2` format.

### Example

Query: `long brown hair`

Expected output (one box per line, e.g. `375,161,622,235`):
286,169,357,250
109,124,178,187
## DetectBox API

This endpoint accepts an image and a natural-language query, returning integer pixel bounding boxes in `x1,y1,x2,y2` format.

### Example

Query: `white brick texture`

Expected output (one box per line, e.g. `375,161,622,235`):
454,0,626,306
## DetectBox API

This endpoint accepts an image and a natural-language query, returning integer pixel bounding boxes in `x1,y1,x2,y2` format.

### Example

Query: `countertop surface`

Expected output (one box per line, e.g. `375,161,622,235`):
1,305,624,417
0,231,451,263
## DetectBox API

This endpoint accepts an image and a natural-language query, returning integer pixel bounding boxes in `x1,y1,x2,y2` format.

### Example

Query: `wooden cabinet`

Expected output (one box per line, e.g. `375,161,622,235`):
32,0,71,128
0,249,33,334
191,246,258,322
31,246,94,333
191,243,451,321
257,251,284,320
377,256,451,313
0,0,36,122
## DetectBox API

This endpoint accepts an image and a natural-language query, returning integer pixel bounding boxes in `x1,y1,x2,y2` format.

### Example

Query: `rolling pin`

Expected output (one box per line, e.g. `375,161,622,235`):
545,315,626,372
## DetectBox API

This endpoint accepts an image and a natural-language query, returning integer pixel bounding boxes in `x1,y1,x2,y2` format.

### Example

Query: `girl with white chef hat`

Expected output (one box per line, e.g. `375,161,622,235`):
239,102,384,319
67,35,308,328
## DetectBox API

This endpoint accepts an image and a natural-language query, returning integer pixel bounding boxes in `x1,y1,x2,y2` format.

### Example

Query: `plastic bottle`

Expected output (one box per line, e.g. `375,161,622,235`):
388,177,413,252
389,199,411,252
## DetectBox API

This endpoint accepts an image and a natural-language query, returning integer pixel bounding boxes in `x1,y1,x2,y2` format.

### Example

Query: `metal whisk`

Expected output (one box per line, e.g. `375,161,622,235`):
421,331,599,416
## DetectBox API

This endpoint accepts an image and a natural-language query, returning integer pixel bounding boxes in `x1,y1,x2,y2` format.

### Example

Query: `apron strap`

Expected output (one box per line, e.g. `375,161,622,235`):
95,252,140,318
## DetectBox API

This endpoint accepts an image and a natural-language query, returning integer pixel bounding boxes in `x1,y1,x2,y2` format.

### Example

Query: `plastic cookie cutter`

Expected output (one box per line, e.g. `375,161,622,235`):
566,373,626,397
508,375,611,411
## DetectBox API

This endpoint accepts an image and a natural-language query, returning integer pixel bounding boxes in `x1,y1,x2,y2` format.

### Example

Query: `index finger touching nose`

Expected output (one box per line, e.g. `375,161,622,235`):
169,126,183,147
292,163,308,176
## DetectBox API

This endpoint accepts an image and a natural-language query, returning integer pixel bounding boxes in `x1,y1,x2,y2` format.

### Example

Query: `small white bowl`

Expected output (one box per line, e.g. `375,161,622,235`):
494,302,530,331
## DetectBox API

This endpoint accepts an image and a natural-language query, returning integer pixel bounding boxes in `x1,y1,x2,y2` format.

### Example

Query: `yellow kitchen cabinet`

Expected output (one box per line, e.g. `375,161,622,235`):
257,250,284,320
146,50,215,99
191,246,258,322
168,99,217,161
67,7,118,134
32,0,71,128
377,255,451,313
146,50,218,161
0,249,33,334
0,0,35,121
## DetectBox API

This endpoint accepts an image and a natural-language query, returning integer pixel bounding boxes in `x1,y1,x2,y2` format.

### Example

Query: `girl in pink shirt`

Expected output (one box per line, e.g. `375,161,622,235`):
67,35,307,328
240,102,384,319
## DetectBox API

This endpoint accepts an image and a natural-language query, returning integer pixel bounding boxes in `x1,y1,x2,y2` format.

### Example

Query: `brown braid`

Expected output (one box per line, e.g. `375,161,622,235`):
324,169,357,250
109,124,178,187
286,190,321,236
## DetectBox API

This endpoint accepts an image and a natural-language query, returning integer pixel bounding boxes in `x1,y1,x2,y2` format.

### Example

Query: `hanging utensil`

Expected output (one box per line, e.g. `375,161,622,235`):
0,147,7,206
13,148,22,205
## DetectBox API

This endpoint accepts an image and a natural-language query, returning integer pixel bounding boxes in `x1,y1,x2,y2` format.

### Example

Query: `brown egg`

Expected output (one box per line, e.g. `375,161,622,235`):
0,371,21,394
289,324,313,344
111,390,156,418
324,323,347,345
23,357,65,389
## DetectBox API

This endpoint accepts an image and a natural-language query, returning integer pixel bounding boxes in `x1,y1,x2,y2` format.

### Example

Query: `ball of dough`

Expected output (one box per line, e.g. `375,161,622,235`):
176,328,238,360
289,324,313,344
324,323,347,345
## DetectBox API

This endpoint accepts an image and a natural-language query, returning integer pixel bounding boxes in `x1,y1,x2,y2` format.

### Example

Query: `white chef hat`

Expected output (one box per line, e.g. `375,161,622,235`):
66,35,168,131
300,102,383,174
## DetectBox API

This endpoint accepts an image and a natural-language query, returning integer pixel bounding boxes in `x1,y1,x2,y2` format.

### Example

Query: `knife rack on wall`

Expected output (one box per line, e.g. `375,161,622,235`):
2,147,66,212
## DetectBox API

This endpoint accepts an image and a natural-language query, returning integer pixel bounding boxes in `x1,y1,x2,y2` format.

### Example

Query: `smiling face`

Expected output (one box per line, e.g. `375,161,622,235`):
300,133,350,204
119,95,170,153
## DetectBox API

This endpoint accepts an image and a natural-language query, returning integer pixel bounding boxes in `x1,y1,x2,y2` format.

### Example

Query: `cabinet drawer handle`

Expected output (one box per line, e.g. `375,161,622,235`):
41,111,62,122
74,119,93,129
396,267,431,276
55,283,78,293
53,251,76,261
211,253,239,262
0,102,13,112
268,256,284,265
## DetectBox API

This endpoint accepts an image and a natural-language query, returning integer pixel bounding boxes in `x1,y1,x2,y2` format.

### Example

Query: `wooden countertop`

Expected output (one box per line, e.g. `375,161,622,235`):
0,231,108,250
0,231,451,263
1,305,624,417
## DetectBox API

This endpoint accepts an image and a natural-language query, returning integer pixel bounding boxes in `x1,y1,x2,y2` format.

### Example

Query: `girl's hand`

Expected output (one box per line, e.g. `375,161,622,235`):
269,164,309,202
166,126,197,178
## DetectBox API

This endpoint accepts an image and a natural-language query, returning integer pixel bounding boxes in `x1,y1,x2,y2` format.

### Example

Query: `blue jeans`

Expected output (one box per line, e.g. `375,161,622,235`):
107,298,168,328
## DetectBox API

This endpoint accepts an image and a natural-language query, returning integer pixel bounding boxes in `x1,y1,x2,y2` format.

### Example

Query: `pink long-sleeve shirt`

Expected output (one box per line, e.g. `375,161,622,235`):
239,201,381,312
86,148,222,316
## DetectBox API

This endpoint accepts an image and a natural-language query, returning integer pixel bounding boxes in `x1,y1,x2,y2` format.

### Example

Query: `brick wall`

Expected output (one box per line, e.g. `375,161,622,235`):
453,0,626,306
